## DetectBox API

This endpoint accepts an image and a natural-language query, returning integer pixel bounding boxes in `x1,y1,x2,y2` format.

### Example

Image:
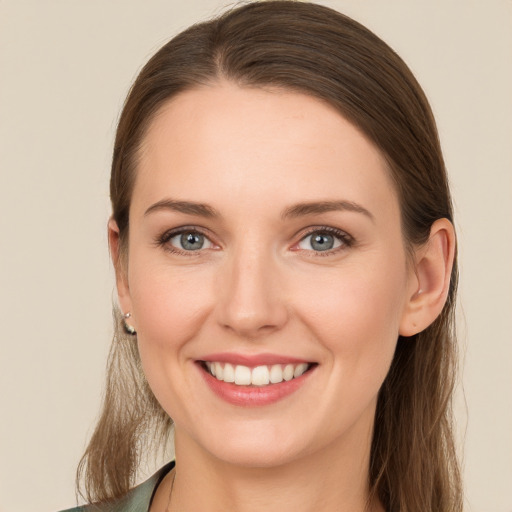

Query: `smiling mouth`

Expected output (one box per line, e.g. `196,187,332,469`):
199,361,316,387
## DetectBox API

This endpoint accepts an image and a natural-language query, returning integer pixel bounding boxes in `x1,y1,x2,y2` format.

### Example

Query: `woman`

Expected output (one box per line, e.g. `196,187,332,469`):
63,1,462,511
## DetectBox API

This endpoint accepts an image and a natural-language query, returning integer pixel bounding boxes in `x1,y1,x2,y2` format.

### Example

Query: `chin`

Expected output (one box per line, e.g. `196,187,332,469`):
210,441,302,469
188,418,315,469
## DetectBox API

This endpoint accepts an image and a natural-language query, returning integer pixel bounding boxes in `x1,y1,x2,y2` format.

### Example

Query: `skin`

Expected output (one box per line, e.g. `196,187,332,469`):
110,82,455,512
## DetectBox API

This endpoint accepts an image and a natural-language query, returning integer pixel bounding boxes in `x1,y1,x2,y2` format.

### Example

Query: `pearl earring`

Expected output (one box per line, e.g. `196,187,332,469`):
123,312,136,335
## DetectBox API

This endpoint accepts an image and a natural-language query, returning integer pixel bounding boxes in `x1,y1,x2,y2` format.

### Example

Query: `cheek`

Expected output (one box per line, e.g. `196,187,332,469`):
126,257,217,420
294,257,408,375
128,256,215,355
289,258,409,439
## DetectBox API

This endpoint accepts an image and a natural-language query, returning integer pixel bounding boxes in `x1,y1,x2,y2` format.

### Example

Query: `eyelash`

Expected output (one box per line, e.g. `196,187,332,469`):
155,226,354,256
155,227,214,256
295,226,354,256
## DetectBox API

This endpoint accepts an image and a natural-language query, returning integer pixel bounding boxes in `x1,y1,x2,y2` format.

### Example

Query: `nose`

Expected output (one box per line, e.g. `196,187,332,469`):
215,246,289,339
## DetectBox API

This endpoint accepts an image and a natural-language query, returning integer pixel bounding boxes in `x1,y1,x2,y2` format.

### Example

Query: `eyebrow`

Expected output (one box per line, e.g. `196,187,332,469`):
144,198,374,222
144,199,220,218
281,200,374,222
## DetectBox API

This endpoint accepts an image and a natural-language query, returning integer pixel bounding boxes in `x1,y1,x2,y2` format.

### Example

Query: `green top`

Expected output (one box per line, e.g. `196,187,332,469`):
59,461,174,512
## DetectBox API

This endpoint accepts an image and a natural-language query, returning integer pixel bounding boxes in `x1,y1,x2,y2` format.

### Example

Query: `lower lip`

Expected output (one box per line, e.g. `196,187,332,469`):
198,363,315,407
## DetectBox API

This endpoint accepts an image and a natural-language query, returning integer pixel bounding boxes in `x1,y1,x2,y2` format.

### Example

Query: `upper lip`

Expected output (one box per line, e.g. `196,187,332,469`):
198,352,312,367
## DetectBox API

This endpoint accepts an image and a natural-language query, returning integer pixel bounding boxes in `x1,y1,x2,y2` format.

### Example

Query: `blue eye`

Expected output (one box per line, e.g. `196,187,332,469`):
168,231,214,251
297,230,346,252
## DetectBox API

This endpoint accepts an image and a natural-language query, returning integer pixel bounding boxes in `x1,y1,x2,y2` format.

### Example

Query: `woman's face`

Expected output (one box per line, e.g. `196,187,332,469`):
116,82,418,467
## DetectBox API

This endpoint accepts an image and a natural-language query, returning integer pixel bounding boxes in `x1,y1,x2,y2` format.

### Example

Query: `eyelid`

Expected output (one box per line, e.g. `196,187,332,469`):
155,225,219,255
292,226,354,255
154,224,353,256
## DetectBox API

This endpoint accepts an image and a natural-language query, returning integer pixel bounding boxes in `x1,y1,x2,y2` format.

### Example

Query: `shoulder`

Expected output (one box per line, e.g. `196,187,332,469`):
58,461,175,512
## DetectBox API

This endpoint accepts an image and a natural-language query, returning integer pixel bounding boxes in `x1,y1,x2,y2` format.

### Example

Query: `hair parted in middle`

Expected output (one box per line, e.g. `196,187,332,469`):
78,2,461,511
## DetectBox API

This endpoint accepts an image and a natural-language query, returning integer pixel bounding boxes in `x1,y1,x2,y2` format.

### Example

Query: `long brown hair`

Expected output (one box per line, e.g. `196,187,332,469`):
78,2,462,510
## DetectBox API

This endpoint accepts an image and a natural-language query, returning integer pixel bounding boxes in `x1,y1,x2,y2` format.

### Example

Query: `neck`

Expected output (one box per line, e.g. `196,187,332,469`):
164,424,382,512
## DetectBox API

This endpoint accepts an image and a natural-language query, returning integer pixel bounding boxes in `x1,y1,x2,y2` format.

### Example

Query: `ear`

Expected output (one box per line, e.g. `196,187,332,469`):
399,218,456,337
108,218,134,322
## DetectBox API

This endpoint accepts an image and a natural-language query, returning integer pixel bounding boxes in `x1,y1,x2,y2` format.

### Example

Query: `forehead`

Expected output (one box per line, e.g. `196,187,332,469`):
133,82,399,221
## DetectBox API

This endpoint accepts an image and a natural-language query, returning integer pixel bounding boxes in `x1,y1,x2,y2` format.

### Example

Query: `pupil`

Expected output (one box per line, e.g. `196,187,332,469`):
181,233,204,250
311,233,334,251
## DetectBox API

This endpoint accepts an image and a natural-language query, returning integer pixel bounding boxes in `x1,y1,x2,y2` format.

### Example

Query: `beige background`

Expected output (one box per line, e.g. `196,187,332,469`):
1,1,511,511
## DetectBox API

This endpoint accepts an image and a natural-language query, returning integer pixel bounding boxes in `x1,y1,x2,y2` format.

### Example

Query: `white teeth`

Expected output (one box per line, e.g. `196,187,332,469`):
205,361,312,386
234,365,252,385
283,364,294,381
251,365,270,386
269,364,284,384
214,362,224,380
223,363,235,383
293,363,308,378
